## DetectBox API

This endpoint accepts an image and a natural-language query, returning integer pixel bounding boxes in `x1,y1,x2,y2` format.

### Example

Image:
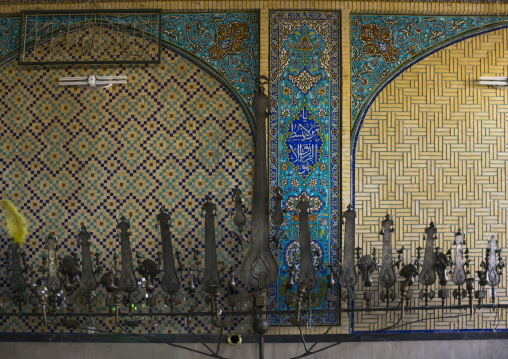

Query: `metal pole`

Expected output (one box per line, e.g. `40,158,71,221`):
259,334,264,359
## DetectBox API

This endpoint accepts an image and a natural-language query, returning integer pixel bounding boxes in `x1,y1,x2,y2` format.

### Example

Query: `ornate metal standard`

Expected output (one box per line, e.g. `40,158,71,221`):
118,216,138,317
339,204,357,307
157,208,181,306
3,242,27,312
379,214,396,304
419,222,438,305
241,78,278,293
45,233,62,310
451,229,468,305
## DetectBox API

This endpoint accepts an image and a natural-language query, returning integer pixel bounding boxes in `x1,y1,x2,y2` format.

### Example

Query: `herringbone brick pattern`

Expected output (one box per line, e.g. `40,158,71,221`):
355,29,508,332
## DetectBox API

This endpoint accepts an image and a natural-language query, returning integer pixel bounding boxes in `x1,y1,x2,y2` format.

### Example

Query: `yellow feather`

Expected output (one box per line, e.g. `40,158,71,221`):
0,199,28,244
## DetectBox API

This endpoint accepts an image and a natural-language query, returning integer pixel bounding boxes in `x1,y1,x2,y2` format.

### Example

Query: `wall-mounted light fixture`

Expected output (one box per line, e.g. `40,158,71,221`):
478,76,508,88
58,75,127,89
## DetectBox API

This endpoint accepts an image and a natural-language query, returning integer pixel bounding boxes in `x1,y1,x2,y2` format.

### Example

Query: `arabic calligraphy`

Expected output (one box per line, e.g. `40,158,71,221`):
284,105,324,180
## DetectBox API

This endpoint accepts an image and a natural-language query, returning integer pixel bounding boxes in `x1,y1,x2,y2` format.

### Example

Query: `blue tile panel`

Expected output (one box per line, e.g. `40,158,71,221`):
269,11,340,325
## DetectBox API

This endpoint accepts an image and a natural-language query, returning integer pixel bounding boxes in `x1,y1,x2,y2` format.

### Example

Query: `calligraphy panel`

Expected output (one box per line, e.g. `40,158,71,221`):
269,11,340,325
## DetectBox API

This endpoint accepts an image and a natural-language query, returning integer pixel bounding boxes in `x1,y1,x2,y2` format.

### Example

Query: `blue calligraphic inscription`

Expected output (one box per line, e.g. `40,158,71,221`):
284,105,324,181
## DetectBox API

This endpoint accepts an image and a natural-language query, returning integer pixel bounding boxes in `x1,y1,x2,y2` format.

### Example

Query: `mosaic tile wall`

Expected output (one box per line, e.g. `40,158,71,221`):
0,44,255,334
269,11,340,325
351,15,508,130
354,28,508,333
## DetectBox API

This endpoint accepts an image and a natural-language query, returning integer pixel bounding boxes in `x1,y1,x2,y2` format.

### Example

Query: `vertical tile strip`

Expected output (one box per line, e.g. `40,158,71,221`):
269,11,340,325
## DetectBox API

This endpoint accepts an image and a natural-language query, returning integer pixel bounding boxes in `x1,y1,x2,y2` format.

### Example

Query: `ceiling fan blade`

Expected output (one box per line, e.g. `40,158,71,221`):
96,76,127,80
479,76,508,81
59,82,89,86
59,77,88,81
95,80,128,85
479,81,508,86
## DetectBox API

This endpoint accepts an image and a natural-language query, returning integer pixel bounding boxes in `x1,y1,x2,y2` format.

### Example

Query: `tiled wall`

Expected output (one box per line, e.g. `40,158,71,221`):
3,0,508,337
354,28,508,332
0,45,254,334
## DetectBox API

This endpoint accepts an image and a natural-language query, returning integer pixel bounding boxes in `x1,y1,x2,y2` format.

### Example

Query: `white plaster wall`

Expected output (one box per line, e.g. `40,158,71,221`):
1,340,508,359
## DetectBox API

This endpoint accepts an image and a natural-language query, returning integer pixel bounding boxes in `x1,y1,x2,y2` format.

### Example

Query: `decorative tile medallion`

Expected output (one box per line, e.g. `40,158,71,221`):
351,15,508,129
270,11,340,325
161,13,259,108
283,105,324,181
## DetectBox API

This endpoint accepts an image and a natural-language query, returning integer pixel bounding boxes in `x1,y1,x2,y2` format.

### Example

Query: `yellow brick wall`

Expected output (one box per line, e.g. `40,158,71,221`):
354,28,508,332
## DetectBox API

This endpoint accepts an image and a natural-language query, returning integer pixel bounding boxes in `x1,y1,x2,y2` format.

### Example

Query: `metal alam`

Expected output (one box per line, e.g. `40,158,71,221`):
2,80,508,358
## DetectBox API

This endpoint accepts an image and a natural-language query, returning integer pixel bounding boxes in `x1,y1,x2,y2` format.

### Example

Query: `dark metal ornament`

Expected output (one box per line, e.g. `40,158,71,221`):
118,217,137,294
5,242,28,311
487,236,500,287
400,264,418,286
283,263,296,306
296,199,317,291
358,254,376,287
419,223,437,286
60,253,81,292
100,252,121,312
231,189,248,250
135,253,160,294
227,266,239,307
8,242,27,294
419,289,435,300
452,229,466,286
271,187,285,246
157,208,181,296
339,205,357,290
380,289,397,302
202,196,220,295
45,233,62,294
325,264,335,303
434,247,450,286
378,214,396,289
232,189,247,234
241,81,278,291
78,225,98,293
272,187,284,230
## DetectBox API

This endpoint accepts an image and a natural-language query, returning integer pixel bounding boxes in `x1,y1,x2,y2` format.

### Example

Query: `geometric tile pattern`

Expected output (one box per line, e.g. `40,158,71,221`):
0,46,253,334
269,11,340,325
351,15,508,129
354,28,508,333
0,13,259,117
